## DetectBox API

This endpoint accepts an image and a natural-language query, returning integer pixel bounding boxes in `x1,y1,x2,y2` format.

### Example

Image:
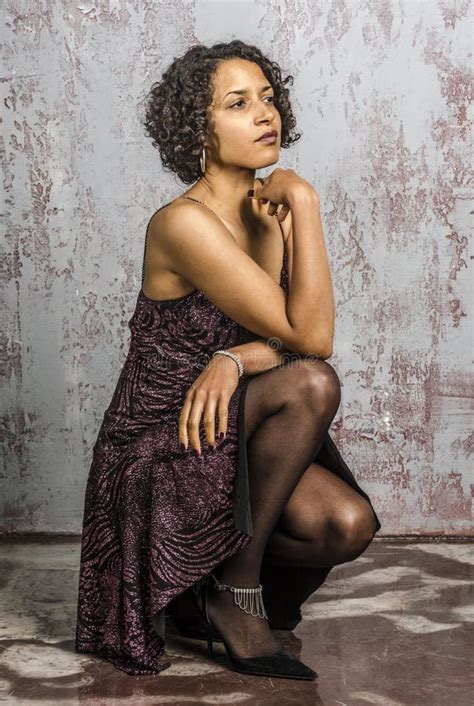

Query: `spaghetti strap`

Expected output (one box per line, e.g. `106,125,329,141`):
180,194,219,216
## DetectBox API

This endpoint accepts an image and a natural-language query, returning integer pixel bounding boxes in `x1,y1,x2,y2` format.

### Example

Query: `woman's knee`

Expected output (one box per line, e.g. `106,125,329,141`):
288,359,341,414
299,499,376,565
243,359,341,440
330,500,377,561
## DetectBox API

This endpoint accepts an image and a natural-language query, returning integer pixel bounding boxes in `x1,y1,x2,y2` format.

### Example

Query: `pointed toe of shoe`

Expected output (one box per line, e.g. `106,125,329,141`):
278,649,318,680
228,647,318,681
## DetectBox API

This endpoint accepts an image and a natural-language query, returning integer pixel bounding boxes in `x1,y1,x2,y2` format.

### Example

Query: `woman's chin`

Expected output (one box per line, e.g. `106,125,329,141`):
255,154,280,169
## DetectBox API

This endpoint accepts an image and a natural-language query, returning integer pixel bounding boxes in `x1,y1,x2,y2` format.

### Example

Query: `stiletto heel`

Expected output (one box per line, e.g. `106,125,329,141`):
204,578,214,659
197,575,216,659
167,578,224,643
195,572,318,681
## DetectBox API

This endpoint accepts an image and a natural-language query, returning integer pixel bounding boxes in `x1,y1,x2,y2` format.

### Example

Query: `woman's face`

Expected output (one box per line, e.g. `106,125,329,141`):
206,58,282,171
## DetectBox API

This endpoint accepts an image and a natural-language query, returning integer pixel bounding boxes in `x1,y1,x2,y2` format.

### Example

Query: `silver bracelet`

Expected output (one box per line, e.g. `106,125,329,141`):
212,349,244,378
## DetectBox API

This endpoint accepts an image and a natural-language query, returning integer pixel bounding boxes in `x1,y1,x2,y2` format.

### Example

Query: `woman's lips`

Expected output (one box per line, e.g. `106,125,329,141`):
256,134,277,144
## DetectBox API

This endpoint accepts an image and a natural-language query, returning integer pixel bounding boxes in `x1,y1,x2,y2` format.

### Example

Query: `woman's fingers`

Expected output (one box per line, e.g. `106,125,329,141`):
179,384,231,453
179,386,202,451
277,204,290,222
258,195,288,220
186,389,206,454
267,200,279,217
178,393,193,450
203,393,218,449
216,396,229,440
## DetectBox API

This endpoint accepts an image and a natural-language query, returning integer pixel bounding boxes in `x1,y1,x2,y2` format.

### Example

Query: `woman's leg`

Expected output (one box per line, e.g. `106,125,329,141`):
207,359,341,658
260,461,378,629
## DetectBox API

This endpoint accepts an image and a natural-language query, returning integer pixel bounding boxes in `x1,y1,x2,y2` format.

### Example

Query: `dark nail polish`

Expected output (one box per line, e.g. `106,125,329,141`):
247,189,254,197
219,432,224,439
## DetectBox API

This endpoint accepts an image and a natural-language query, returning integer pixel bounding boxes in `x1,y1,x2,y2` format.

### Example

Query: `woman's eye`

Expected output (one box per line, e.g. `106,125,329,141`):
229,96,275,109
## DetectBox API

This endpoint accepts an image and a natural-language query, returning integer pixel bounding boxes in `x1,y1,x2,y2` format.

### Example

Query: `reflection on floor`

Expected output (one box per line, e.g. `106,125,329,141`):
0,539,472,705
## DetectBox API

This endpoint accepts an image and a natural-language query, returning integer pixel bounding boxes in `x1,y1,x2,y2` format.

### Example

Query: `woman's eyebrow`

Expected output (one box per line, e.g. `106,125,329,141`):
223,84,273,99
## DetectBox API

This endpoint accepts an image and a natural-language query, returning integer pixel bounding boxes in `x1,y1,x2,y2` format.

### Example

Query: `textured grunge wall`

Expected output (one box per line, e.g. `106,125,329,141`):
2,1,472,535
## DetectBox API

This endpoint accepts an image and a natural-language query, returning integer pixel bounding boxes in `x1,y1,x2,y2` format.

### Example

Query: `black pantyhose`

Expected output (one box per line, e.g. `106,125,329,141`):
207,359,343,658
264,462,377,568
259,457,378,628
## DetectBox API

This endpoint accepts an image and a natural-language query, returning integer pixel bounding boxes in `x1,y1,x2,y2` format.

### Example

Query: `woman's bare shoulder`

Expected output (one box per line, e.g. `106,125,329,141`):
147,195,192,228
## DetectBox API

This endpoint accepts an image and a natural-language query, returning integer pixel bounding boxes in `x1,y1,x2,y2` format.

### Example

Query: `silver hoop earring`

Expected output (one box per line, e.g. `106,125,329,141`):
200,146,206,173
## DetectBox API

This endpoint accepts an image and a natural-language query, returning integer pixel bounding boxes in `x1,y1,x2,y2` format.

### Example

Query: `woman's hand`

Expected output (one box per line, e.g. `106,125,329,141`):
250,168,318,222
178,354,241,454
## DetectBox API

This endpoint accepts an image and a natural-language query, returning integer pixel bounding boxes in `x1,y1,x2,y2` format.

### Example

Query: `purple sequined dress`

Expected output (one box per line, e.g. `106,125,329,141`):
75,198,381,675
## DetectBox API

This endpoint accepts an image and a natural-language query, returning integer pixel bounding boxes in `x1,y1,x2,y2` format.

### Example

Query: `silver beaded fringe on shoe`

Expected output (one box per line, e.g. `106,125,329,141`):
210,574,268,619
231,584,268,619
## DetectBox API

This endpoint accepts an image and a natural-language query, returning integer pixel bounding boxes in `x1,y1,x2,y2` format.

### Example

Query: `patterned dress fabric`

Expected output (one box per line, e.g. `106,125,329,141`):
75,199,381,675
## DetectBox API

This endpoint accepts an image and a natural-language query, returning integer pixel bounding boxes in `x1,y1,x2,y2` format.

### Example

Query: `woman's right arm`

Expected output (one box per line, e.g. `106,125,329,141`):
152,198,331,358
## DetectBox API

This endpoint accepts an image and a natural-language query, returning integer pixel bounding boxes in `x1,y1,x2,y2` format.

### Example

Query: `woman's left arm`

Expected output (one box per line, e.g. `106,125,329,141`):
225,337,292,376
226,190,335,371
179,191,333,453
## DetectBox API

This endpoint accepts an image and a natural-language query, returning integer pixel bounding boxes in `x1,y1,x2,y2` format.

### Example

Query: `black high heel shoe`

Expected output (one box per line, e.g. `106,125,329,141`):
195,572,318,681
167,575,302,639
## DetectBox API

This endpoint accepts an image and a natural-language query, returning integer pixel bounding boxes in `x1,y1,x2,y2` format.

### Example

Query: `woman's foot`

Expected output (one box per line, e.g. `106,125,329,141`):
205,576,281,659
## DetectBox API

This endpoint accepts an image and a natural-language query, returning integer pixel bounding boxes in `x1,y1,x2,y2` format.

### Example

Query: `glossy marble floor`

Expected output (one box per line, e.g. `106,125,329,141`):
0,539,472,705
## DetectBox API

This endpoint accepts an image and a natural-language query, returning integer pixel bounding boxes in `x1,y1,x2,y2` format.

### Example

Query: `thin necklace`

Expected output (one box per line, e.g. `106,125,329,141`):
180,195,247,229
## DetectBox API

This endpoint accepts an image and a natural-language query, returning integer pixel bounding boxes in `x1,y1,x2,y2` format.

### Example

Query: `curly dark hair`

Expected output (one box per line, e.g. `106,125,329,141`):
141,39,301,185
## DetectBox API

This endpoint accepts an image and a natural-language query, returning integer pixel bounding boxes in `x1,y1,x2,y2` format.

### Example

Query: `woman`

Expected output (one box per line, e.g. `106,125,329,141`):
75,39,381,680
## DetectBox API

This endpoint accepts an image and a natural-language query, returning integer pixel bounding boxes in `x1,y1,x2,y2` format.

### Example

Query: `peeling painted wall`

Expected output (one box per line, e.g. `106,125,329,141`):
2,1,472,535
